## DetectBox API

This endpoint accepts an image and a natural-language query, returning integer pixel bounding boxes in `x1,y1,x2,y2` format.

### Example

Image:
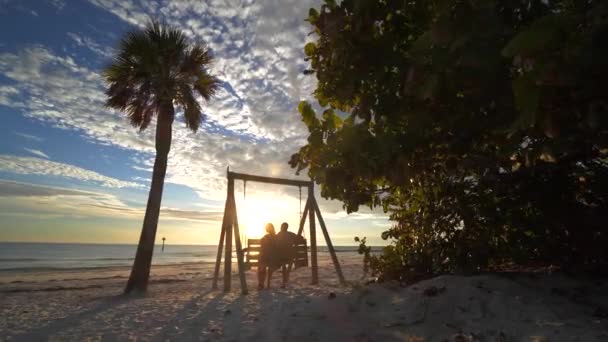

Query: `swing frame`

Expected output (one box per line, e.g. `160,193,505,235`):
211,168,346,294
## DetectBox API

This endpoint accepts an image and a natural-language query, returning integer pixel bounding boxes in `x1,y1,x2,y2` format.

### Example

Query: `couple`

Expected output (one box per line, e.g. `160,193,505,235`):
258,222,303,290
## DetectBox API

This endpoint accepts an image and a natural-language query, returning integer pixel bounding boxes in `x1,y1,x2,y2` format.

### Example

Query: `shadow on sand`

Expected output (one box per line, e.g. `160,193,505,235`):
10,292,138,341
154,290,230,340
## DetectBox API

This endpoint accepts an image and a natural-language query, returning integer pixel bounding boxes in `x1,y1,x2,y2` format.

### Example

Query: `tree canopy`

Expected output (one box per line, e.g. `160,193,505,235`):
291,0,608,279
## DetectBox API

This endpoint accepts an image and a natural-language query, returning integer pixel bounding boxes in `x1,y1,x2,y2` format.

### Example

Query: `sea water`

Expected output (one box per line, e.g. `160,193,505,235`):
0,243,362,271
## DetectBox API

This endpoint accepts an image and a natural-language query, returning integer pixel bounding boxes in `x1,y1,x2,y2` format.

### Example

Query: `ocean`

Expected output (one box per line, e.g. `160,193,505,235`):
0,243,362,271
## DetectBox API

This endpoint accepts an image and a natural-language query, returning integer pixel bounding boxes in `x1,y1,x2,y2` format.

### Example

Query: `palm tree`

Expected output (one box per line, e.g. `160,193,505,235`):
104,21,220,293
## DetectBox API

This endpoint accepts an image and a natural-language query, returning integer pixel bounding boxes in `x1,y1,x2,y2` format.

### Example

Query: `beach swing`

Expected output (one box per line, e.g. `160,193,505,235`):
241,181,309,270
211,168,346,294
242,236,309,270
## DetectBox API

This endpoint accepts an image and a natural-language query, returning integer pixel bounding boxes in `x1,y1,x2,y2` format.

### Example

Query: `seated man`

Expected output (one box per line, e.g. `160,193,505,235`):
275,222,300,288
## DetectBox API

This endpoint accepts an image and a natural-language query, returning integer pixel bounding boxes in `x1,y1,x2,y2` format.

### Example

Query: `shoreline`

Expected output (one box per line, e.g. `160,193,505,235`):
0,254,361,289
0,261,214,288
0,243,368,276
0,260,216,274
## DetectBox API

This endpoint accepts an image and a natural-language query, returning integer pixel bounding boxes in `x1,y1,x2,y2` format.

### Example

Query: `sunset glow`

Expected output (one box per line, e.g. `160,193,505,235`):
237,192,302,239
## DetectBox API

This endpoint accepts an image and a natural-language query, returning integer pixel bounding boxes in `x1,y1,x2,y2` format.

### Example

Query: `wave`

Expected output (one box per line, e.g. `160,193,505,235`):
1,278,189,293
79,257,134,261
0,260,216,272
1,284,104,293
0,257,134,262
0,266,129,272
0,256,218,262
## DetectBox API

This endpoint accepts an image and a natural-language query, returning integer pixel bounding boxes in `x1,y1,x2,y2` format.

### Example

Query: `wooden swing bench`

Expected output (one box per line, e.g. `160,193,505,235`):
212,169,346,294
243,238,309,270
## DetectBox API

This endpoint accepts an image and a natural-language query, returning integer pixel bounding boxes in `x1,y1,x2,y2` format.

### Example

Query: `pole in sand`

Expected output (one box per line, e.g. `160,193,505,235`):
162,237,166,252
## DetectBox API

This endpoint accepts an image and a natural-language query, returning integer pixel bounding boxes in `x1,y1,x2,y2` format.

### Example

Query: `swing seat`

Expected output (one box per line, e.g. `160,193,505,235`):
243,238,309,270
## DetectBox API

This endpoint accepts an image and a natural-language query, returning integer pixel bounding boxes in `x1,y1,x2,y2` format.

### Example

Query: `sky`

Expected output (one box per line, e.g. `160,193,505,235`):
0,0,391,246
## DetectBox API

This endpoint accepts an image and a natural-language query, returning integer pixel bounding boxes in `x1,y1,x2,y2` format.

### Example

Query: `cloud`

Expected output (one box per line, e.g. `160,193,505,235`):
322,211,384,221
86,0,151,27
0,45,159,159
86,0,319,140
0,179,98,197
23,148,49,159
14,132,44,142
0,155,144,189
0,85,20,106
0,179,223,223
0,4,388,222
159,207,223,222
66,32,114,57
0,1,39,16
0,45,307,199
48,0,66,11
78,0,329,200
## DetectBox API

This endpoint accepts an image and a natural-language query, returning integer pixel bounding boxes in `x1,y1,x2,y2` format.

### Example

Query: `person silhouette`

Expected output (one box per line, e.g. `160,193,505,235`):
258,223,278,289
275,222,301,288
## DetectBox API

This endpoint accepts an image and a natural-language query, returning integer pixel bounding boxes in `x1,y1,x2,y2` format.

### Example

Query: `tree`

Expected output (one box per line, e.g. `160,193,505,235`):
104,22,220,292
291,0,608,279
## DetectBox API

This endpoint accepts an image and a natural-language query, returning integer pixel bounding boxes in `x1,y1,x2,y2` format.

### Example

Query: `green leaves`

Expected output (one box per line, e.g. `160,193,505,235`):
502,14,566,57
298,101,320,129
316,91,329,107
294,0,608,280
322,109,342,131
419,74,440,101
104,21,218,133
324,0,337,9
304,42,316,57
511,75,540,129
409,32,433,59
307,8,319,24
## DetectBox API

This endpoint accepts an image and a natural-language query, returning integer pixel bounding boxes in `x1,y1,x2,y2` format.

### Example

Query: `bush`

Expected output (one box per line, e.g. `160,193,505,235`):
294,0,608,281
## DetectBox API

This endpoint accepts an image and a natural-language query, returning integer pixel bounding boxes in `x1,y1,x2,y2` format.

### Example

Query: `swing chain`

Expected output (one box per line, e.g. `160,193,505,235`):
299,185,302,219
242,180,247,244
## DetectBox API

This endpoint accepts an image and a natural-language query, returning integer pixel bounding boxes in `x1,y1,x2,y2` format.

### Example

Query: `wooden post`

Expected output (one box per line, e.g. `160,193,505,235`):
297,199,310,237
309,185,318,285
212,191,230,289
231,193,248,295
312,198,346,285
223,178,234,292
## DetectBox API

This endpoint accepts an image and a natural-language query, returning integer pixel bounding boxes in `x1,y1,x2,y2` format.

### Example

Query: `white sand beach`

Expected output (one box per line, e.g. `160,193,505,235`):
1,254,607,341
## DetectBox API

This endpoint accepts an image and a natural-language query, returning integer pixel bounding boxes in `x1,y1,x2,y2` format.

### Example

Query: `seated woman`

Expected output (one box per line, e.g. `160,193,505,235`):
258,223,279,289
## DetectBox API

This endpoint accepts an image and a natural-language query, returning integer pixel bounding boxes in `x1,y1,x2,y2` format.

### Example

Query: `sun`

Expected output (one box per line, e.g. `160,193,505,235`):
241,201,274,238
236,193,301,239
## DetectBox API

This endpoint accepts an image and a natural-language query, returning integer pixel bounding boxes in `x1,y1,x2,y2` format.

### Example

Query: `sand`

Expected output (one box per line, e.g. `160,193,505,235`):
1,253,607,341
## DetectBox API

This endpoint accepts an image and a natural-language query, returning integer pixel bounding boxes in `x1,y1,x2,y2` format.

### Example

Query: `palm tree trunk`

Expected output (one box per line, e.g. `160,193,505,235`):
125,103,174,293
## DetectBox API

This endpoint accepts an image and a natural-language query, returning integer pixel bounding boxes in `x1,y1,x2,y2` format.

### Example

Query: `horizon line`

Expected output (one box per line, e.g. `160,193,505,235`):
0,241,378,247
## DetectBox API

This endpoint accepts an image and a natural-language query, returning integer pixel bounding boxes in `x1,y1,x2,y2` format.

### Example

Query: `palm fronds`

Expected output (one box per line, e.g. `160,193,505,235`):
103,20,220,132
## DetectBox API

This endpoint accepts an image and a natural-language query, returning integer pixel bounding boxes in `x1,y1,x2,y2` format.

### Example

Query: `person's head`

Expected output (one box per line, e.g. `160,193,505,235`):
280,222,289,232
265,223,276,236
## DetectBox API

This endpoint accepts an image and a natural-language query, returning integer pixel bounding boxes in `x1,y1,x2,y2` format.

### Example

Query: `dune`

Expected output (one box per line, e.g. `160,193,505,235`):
1,254,607,341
